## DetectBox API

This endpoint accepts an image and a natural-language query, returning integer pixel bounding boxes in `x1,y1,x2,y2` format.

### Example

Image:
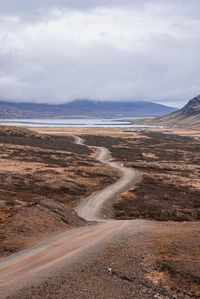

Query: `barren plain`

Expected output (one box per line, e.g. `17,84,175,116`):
0,126,119,257
0,125,200,298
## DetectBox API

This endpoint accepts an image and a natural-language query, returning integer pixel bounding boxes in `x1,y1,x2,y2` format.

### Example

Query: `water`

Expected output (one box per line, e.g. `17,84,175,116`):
0,118,163,128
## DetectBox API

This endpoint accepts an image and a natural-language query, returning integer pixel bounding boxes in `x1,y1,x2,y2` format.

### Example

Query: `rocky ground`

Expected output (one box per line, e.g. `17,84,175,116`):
0,126,119,257
8,221,200,299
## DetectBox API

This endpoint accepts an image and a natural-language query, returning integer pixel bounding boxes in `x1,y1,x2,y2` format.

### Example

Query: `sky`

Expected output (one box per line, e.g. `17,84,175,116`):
0,0,200,107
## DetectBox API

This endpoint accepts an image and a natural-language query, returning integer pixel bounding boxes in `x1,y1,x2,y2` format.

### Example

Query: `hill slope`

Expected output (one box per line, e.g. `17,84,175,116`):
134,95,200,128
0,99,177,119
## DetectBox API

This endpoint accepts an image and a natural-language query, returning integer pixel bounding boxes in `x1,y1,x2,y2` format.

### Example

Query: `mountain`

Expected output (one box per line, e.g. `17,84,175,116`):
137,95,200,128
0,99,177,119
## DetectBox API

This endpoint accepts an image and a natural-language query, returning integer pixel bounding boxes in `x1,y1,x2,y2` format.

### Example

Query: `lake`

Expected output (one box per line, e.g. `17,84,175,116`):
0,118,163,128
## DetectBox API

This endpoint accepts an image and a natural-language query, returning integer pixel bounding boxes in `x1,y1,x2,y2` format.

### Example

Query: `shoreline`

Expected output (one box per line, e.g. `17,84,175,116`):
31,126,200,138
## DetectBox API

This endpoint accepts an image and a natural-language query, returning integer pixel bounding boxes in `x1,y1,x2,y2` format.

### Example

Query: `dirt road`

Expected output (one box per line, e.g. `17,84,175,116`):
75,136,141,221
0,136,141,298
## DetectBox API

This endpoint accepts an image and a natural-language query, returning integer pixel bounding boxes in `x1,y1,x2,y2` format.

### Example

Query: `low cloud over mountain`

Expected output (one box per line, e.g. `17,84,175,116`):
0,99,177,119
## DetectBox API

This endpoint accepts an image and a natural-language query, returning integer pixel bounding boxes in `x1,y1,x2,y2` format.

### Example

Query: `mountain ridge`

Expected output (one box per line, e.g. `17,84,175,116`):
0,99,177,119
137,95,200,128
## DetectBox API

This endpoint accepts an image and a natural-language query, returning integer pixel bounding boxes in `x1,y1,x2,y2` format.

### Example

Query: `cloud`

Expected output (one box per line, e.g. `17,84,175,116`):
0,1,143,15
0,1,200,107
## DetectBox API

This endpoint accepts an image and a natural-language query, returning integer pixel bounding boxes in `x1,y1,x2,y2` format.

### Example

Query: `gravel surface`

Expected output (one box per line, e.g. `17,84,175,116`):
6,221,183,299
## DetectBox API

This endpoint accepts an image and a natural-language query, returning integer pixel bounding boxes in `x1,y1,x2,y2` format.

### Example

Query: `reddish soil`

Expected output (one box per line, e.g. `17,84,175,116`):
0,199,87,257
83,132,200,221
1,127,200,298
80,132,200,298
145,222,200,298
0,126,119,257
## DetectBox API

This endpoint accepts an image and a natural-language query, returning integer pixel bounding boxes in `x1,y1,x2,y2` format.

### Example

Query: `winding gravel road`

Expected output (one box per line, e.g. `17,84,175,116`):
0,136,141,298
74,136,141,221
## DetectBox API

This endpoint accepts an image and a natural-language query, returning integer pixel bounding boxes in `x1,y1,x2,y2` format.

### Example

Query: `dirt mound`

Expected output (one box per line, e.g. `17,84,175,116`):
0,125,91,154
0,199,87,257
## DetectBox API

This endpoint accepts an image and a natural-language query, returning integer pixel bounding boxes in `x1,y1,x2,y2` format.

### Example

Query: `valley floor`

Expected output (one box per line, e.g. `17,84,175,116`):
0,126,200,298
0,126,119,257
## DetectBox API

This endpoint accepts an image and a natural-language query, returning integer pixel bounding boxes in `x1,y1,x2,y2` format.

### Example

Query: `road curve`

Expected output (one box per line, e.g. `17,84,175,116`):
74,136,141,221
0,135,141,298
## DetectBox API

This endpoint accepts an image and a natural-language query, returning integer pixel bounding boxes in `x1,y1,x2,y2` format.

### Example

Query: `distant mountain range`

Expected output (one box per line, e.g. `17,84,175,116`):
0,99,177,119
136,95,200,128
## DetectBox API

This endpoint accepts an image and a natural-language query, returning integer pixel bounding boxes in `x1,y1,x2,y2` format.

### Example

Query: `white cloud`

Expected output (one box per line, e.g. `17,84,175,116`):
0,1,200,107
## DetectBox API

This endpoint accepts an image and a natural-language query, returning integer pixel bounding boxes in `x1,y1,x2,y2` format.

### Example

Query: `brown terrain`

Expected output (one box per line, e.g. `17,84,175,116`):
82,131,200,298
83,132,200,221
0,126,200,298
8,221,199,299
0,126,120,257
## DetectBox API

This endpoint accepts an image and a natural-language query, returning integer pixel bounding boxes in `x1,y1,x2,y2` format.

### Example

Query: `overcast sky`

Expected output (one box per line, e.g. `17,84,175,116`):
0,0,200,107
